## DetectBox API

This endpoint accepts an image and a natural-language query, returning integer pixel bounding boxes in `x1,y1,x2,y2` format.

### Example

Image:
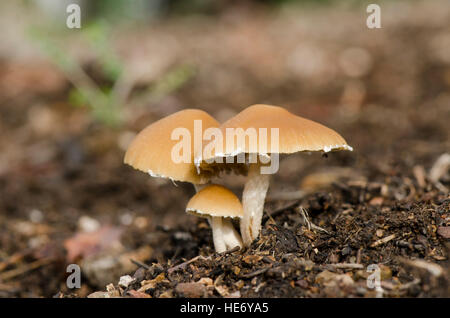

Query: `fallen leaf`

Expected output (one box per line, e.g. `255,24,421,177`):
63,225,123,262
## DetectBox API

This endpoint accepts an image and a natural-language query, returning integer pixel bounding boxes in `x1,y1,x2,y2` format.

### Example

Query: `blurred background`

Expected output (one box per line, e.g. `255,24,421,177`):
0,0,449,297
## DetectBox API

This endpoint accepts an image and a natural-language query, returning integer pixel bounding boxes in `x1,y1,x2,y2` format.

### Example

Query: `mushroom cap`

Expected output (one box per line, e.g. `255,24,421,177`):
197,104,352,166
124,109,219,184
186,184,244,218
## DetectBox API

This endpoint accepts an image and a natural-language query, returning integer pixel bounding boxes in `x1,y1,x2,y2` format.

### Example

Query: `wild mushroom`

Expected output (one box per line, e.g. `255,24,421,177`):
196,104,353,246
186,184,243,253
124,109,243,252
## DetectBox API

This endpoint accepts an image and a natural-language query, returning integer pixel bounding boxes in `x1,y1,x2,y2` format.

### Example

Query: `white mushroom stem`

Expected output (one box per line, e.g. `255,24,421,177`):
240,164,270,246
221,218,243,250
194,184,207,192
194,184,243,252
210,217,227,253
209,217,242,253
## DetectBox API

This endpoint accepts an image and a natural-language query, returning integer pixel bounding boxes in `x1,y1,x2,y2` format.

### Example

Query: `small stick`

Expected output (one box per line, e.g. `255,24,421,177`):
241,267,269,279
371,234,396,247
167,246,240,275
167,255,211,274
0,258,53,281
297,206,330,234
429,153,450,193
412,165,426,188
218,246,240,256
356,248,362,264
130,259,150,270
0,252,28,272
323,263,364,270
397,257,443,277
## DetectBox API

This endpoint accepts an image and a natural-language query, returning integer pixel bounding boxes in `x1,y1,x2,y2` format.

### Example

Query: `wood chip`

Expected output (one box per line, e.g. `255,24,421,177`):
127,290,151,298
138,273,165,292
437,226,450,239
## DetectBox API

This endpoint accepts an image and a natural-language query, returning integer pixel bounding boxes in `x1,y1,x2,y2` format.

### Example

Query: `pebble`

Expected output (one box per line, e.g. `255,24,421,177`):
341,246,352,256
133,267,146,282
78,216,100,233
29,209,44,223
437,226,450,239
118,275,135,288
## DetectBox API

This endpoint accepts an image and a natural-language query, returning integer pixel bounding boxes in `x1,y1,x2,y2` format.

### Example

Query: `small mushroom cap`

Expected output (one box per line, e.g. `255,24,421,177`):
124,109,219,184
186,184,244,218
197,104,352,166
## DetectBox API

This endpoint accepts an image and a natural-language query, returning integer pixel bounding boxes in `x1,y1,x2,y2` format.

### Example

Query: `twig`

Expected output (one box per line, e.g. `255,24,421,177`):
298,206,311,230
130,258,150,270
297,206,330,234
167,255,211,274
167,246,239,275
429,153,450,193
397,257,443,277
218,246,241,256
371,234,396,247
0,251,29,272
0,258,53,281
399,278,421,291
241,267,269,279
412,165,426,188
323,263,364,270
356,248,362,264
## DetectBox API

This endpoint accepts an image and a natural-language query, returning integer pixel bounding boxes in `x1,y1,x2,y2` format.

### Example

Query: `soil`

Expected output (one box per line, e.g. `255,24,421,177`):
0,0,449,298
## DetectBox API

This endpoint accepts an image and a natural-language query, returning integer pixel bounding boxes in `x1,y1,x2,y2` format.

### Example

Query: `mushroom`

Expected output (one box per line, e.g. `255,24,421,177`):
196,104,353,246
124,109,243,252
186,184,243,253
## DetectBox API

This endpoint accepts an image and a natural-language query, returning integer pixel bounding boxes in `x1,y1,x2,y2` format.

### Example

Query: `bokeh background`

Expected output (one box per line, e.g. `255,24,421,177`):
0,0,449,297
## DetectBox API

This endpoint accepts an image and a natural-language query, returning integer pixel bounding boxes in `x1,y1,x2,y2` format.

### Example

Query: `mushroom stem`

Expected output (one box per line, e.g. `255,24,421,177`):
194,184,207,192
210,217,227,253
240,164,270,246
221,218,243,250
194,184,243,252
208,217,242,252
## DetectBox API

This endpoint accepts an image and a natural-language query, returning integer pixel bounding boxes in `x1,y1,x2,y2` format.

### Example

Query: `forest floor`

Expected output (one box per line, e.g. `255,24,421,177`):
0,0,448,297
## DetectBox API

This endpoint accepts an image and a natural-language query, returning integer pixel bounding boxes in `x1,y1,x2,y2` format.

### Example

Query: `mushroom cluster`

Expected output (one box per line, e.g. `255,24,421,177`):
124,104,352,252
124,109,243,252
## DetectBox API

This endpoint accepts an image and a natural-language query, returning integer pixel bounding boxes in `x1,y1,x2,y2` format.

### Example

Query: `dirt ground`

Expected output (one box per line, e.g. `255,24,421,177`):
0,0,449,298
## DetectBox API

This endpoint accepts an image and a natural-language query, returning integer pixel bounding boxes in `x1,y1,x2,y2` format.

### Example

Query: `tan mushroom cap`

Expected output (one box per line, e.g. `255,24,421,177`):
124,109,219,184
186,184,244,218
198,104,352,165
